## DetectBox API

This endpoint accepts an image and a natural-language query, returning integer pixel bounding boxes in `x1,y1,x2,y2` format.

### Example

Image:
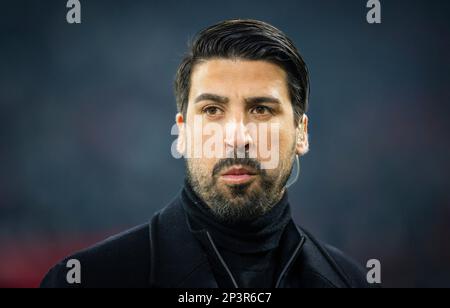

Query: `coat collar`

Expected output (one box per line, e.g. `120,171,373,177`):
149,193,218,288
149,191,351,288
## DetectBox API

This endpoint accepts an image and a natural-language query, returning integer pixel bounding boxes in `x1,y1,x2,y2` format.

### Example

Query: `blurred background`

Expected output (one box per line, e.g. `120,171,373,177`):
0,0,449,288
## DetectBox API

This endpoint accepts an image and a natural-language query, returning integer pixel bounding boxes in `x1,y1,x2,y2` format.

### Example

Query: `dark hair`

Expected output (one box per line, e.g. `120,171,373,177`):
174,19,310,125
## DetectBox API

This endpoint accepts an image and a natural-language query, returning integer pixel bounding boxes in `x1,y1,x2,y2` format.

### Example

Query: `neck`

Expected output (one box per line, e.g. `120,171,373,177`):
181,179,293,253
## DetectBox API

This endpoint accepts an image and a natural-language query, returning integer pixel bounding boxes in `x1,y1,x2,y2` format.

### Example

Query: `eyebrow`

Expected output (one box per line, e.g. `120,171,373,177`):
245,96,281,105
194,93,281,105
194,93,229,104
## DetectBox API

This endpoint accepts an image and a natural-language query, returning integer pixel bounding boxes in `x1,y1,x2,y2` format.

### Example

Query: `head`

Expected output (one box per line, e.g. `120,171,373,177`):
174,19,310,223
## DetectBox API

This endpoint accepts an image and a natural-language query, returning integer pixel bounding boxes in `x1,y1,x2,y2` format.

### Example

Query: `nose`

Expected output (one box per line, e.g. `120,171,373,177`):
224,118,253,158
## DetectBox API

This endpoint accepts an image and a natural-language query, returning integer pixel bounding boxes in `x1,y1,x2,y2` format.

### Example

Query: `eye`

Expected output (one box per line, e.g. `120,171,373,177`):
202,106,224,117
250,105,273,116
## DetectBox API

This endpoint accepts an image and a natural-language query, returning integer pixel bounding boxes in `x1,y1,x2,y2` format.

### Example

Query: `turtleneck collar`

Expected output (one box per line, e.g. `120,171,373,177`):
181,179,293,254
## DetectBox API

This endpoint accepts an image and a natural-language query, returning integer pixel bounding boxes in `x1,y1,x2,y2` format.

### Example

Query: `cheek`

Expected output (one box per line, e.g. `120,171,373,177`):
189,157,217,175
185,116,228,159
253,125,295,163
183,122,206,159
279,128,296,154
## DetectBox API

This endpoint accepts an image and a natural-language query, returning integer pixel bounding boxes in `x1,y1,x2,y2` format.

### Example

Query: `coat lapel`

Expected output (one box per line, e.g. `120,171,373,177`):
149,196,218,288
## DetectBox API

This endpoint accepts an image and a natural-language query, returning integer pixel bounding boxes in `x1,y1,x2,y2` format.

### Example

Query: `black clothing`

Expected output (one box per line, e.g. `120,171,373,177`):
41,183,373,288
182,181,290,288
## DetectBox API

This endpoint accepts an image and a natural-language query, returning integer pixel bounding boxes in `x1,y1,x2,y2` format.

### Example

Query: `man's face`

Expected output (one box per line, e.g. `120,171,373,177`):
176,59,308,222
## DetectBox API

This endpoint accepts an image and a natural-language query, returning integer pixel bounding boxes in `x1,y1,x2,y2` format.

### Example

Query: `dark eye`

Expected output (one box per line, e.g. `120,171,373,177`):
203,106,223,117
251,105,273,115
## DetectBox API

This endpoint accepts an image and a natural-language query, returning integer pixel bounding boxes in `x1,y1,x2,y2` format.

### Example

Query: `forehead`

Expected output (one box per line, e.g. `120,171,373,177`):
189,59,290,102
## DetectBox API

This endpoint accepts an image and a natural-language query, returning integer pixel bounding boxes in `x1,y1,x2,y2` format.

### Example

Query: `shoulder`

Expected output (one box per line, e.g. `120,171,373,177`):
40,223,151,288
298,227,378,288
322,243,376,288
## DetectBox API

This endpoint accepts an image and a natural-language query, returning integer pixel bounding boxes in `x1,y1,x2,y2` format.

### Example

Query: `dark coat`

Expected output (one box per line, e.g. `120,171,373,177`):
40,192,373,288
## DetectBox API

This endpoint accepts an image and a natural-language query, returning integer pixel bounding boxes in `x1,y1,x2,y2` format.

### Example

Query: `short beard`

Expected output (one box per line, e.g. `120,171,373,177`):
185,157,293,224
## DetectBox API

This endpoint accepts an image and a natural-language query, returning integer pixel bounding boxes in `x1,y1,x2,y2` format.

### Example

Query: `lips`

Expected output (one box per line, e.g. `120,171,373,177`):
222,167,256,176
220,166,257,184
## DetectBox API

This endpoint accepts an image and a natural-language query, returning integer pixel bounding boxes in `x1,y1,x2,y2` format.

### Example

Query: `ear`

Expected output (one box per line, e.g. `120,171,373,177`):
295,114,309,156
175,113,186,155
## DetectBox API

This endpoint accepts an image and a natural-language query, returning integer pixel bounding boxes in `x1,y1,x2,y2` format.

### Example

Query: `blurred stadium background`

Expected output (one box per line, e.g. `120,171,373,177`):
0,0,449,287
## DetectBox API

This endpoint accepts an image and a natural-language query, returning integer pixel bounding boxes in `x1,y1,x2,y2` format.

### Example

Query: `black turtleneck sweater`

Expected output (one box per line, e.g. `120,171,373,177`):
181,180,292,288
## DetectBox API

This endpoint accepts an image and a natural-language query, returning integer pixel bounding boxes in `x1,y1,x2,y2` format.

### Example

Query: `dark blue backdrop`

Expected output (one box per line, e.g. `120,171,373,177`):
0,0,449,287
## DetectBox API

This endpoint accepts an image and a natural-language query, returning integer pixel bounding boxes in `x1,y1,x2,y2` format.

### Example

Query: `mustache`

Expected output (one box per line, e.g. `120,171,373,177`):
212,158,263,177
